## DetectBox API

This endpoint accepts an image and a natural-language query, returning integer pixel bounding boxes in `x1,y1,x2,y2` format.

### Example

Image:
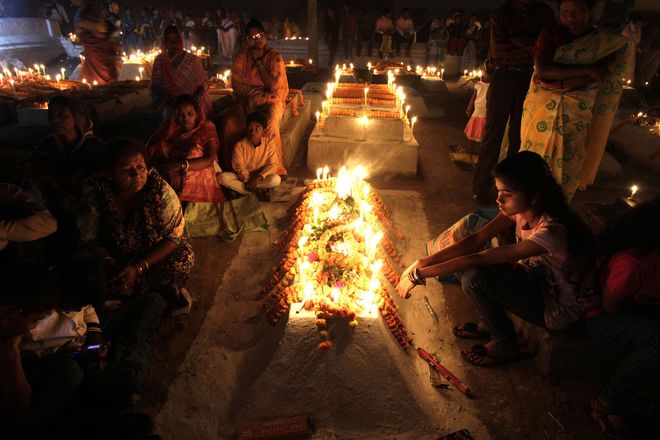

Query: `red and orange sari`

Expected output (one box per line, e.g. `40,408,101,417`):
148,115,225,203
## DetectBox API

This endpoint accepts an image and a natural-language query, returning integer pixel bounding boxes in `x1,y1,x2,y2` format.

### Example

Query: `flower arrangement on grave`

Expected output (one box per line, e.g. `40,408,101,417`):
260,166,412,350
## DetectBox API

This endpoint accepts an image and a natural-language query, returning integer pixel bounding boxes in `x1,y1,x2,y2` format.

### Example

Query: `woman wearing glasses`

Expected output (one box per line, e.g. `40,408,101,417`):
221,19,288,175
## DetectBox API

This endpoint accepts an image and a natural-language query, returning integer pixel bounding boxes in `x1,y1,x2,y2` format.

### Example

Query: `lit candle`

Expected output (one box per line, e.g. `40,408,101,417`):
334,70,341,84
363,87,369,106
316,167,322,180
349,63,354,70
629,184,638,200
45,75,51,80
464,69,468,76
33,64,40,75
360,115,368,141
367,61,372,70
323,166,329,180
40,64,46,76
92,80,98,86
9,79,15,94
138,66,144,80
60,67,65,80
134,76,140,81
309,58,313,64
405,104,411,119
408,116,417,142
55,73,61,90
440,68,445,79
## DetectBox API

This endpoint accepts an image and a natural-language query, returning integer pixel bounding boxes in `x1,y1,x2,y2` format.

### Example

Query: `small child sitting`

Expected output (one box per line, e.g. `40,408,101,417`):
218,111,281,201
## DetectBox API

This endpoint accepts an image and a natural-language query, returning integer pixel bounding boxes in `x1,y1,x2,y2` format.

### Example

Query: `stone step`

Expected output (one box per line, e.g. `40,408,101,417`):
323,115,406,142
307,124,418,177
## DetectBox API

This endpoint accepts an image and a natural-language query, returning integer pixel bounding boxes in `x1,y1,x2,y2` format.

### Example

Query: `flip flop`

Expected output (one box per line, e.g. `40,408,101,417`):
453,322,490,339
461,343,525,367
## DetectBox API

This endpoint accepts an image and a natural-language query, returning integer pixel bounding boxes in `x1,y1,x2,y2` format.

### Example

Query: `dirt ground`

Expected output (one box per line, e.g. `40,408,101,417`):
33,71,657,439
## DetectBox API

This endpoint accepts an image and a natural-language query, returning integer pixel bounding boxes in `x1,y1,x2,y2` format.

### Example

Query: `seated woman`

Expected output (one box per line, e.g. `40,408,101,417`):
148,94,225,205
520,0,635,200
79,139,194,316
151,25,211,119
218,111,281,201
396,152,596,366
222,19,288,174
28,95,104,253
581,197,660,438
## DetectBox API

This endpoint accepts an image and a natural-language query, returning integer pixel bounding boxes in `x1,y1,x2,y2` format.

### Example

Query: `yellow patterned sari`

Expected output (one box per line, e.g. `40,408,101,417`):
520,31,634,200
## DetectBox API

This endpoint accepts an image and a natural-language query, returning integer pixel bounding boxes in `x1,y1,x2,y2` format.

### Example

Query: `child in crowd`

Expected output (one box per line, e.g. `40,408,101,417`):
148,94,225,205
581,197,660,439
464,61,492,144
218,112,281,201
397,152,596,367
451,61,492,167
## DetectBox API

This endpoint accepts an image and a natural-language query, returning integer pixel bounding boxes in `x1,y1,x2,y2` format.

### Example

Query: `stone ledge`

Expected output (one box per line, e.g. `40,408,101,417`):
307,125,418,176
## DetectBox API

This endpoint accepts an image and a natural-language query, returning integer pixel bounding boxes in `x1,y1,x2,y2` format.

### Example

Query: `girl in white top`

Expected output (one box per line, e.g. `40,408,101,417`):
464,61,493,143
397,152,596,366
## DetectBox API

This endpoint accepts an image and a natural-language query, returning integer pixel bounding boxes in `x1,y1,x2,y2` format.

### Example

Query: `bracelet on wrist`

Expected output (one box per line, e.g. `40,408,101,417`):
407,268,426,286
180,160,190,171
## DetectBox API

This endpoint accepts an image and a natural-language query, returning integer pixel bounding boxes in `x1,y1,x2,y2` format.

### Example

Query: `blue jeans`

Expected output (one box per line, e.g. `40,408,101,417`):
85,291,165,409
586,311,660,411
460,266,546,350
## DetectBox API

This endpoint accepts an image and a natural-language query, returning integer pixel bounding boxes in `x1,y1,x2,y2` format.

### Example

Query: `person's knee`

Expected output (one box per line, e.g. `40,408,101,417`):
460,267,489,293
218,172,237,186
51,360,85,393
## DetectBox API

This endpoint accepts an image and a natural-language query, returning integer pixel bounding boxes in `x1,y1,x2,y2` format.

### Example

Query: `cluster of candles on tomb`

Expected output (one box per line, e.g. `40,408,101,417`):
0,64,67,94
316,79,417,141
214,69,232,85
282,36,310,40
260,166,412,350
122,48,161,65
463,69,484,79
629,111,660,136
68,32,79,43
188,45,210,58
285,59,316,71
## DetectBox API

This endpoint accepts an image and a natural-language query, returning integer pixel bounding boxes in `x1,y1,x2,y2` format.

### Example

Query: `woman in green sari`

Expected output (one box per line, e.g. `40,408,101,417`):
520,0,634,200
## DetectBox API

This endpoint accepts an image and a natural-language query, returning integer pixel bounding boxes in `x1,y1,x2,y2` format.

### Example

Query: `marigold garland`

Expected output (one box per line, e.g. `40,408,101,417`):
260,177,412,350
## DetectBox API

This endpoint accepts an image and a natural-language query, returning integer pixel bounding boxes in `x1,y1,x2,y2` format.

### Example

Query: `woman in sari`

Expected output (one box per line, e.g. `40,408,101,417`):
151,25,211,119
520,0,635,201
28,96,104,253
80,139,194,316
148,94,225,205
73,0,121,84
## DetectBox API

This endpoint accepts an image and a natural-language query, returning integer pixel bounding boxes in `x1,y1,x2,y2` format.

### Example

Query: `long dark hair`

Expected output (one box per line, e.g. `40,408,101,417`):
494,152,597,281
598,196,660,257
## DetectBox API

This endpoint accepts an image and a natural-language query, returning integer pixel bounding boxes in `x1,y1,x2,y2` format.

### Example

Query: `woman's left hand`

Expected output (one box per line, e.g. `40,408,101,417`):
115,265,139,295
